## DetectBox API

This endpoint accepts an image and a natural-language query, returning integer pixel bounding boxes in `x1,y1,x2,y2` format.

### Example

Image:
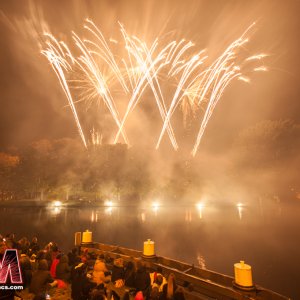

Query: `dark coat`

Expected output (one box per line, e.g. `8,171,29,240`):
56,255,71,282
134,266,151,296
29,260,54,296
124,261,136,288
111,265,125,282
71,262,89,300
20,255,32,288
68,249,80,267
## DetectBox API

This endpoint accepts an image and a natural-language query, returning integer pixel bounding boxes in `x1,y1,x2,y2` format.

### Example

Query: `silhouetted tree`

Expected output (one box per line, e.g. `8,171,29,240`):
0,152,19,200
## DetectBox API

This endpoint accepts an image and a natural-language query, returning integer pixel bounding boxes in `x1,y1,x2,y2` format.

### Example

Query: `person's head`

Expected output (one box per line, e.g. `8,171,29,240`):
60,254,68,264
126,261,135,271
52,245,59,252
136,259,145,271
38,259,48,270
155,274,163,286
18,237,26,244
98,253,105,260
114,257,123,267
8,233,15,240
36,250,46,260
32,237,38,244
91,289,106,300
0,241,7,255
89,252,97,260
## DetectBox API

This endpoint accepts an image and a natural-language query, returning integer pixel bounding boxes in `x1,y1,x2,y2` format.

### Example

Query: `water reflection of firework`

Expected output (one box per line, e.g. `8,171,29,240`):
42,21,267,156
197,252,207,269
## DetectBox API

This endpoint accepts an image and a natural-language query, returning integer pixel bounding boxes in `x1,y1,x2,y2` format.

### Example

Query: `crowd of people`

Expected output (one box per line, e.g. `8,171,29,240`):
0,233,187,300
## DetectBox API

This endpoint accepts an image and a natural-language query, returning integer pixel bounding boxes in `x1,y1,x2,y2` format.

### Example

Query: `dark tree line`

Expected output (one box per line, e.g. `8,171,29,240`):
0,119,299,202
0,138,151,202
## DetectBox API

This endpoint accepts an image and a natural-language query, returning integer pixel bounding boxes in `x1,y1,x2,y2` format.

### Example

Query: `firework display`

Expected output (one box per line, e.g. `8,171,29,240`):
42,20,267,156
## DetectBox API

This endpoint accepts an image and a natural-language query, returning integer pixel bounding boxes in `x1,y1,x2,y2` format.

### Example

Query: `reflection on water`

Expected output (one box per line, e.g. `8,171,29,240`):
0,198,299,299
197,252,206,269
196,202,205,219
236,202,243,220
140,212,146,223
150,202,160,216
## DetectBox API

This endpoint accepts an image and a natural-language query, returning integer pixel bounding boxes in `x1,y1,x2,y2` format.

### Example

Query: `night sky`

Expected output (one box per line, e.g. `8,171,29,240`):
0,0,300,151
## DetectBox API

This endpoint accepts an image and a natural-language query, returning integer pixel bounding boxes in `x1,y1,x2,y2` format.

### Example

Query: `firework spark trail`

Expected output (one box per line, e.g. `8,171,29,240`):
191,69,241,156
189,55,244,156
112,32,161,143
42,21,267,155
190,23,261,156
84,19,129,94
119,22,138,90
113,35,179,146
245,54,268,61
168,41,195,76
253,66,268,72
156,51,207,149
147,51,179,149
116,32,178,149
113,46,167,144
142,47,179,149
43,25,130,146
42,42,88,148
72,31,130,144
116,32,210,149
73,21,168,144
190,23,255,108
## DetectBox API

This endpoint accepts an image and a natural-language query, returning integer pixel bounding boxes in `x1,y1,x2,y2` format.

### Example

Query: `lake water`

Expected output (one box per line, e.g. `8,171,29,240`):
0,197,298,299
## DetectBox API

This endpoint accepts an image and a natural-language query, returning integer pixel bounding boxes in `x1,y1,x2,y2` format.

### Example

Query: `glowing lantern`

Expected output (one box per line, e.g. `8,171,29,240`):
234,260,253,288
82,230,92,244
143,239,155,257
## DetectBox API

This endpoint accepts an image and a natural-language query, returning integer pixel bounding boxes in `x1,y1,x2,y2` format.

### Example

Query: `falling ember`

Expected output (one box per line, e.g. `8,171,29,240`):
245,54,268,61
42,21,267,156
254,66,268,72
238,76,250,83
91,128,102,146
